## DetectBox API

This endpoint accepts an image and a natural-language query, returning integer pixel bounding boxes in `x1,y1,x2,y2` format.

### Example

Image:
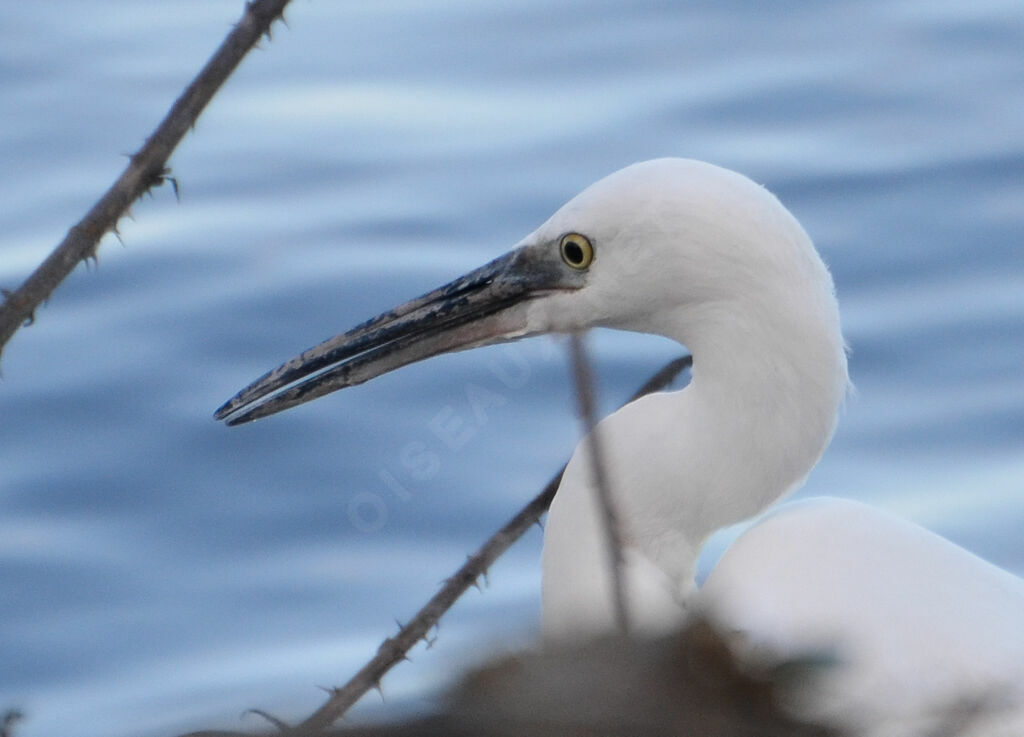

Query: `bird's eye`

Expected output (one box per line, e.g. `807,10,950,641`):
559,233,594,270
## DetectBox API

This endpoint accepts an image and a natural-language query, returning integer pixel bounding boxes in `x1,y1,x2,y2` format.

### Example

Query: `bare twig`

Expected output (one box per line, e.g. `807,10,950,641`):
0,0,294,361
294,475,562,733
180,355,690,737
294,356,690,732
567,333,630,634
179,355,690,737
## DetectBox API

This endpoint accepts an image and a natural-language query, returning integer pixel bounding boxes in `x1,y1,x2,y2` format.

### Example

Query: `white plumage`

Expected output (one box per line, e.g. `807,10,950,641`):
532,160,1024,735
220,158,1024,736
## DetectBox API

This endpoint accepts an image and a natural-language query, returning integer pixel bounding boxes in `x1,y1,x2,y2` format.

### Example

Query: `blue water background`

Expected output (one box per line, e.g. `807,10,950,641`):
2,2,1023,735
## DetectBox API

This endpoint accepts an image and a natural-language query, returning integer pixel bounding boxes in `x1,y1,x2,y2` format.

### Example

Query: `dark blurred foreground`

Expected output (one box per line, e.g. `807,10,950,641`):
184,618,839,737
9,616,1009,737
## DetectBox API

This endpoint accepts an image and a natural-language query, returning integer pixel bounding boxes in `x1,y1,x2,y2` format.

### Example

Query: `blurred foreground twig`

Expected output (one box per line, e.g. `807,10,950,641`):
293,354,691,732
568,333,629,633
0,0,293,361
184,355,691,736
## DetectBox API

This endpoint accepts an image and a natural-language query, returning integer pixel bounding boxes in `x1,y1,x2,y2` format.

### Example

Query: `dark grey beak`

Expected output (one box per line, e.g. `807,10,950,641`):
215,243,581,426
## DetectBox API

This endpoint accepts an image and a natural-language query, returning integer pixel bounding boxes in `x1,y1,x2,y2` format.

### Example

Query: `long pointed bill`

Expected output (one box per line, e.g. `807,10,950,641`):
215,243,580,426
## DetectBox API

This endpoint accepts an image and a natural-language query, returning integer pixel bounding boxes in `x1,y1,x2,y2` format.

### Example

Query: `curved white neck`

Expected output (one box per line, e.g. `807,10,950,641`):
542,257,847,641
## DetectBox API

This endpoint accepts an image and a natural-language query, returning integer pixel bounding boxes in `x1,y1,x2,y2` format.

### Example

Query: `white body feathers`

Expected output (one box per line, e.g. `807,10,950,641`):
524,159,1024,735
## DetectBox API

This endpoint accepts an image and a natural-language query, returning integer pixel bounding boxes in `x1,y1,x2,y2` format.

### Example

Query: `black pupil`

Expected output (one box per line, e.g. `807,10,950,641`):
564,241,584,264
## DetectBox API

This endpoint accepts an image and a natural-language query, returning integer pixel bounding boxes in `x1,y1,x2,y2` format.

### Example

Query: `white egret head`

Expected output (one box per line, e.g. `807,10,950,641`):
216,158,844,426
518,160,841,353
217,157,850,638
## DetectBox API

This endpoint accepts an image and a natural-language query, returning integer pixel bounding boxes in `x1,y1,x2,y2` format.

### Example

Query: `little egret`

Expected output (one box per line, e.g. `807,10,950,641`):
216,159,1024,735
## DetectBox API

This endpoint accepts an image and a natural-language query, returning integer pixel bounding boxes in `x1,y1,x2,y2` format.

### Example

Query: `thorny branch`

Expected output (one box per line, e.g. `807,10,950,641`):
0,0,294,362
292,354,691,732
182,354,691,737
567,333,630,634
